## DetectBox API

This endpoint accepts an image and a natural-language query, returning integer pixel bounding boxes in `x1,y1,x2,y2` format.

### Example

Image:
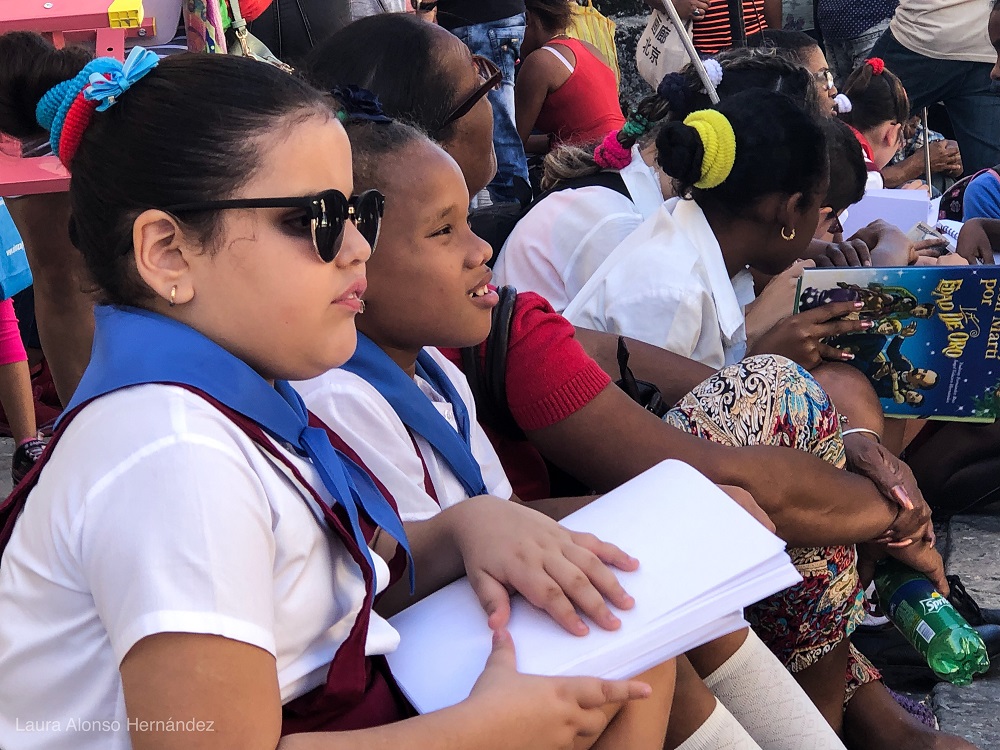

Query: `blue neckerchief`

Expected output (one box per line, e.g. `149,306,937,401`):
342,334,488,498
61,306,413,590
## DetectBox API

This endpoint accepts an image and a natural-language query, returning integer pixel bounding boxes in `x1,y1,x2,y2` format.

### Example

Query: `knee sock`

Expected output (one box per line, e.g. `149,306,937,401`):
675,698,763,750
704,629,847,750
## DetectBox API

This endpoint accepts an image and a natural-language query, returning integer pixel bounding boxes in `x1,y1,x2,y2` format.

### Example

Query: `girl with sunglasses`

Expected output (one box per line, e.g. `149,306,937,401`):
0,36,661,750
515,0,625,153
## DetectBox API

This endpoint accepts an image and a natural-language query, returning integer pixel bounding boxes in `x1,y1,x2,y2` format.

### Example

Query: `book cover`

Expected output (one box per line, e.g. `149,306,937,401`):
795,266,1000,421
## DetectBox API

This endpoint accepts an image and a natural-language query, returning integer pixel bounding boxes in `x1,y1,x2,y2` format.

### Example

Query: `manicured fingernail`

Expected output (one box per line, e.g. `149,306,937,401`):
841,352,855,360
864,260,873,267
854,301,864,308
891,485,914,510
862,320,874,329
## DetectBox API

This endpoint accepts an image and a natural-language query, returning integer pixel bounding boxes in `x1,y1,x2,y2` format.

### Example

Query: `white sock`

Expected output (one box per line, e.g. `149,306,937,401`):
704,629,847,750
675,698,763,750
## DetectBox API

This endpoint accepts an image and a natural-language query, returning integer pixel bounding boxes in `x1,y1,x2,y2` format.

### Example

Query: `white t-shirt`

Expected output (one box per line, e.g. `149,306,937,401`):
296,347,512,522
890,0,995,64
494,148,665,313
563,197,756,369
0,385,397,750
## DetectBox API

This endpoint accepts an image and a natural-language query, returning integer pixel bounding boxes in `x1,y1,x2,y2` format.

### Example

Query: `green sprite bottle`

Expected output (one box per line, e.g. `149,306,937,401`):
874,558,990,686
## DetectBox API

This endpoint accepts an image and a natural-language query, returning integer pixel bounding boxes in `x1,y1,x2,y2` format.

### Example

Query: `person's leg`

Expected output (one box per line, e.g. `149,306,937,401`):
585,658,676,750
826,19,893,84
939,62,1000,175
5,193,95,404
844,679,978,750
667,657,762,750
0,299,35,445
450,15,529,205
663,355,864,728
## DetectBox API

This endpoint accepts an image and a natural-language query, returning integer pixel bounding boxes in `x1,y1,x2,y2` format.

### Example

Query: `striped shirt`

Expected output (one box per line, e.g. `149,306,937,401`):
692,0,768,55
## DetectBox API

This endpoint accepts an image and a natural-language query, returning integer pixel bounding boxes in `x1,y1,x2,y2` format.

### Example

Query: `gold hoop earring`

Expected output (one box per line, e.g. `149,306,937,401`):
169,286,177,307
781,226,796,241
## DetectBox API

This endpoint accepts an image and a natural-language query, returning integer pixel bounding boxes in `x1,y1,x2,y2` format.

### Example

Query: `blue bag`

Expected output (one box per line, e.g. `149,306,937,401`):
0,199,33,300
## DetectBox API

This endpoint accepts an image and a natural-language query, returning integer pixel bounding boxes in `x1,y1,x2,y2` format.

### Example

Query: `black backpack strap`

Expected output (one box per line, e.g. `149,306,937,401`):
459,286,524,439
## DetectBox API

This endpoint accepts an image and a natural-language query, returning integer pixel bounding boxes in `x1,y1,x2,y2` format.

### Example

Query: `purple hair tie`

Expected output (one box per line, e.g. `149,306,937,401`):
594,130,632,170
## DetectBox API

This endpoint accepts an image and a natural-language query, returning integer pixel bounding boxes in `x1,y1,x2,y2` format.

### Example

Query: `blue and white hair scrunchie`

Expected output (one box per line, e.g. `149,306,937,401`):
84,46,160,112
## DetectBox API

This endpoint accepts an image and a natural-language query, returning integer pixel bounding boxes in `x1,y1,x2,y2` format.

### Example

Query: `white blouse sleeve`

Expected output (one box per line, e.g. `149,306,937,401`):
79,421,279,665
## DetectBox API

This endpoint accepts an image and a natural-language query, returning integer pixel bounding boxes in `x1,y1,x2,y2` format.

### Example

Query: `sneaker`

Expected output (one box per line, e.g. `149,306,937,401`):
11,438,45,485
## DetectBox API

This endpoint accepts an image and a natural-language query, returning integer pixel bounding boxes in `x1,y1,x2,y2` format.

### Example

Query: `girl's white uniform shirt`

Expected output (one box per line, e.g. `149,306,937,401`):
295,347,513,522
563,197,757,369
494,147,664,313
0,385,398,750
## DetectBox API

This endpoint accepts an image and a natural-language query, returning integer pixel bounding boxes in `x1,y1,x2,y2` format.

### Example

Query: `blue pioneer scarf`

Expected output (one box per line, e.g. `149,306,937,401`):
61,305,412,587
342,334,488,498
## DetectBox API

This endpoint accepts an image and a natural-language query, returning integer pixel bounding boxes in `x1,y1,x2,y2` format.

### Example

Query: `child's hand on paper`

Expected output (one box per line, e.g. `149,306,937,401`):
443,495,637,635
467,628,652,749
746,300,871,370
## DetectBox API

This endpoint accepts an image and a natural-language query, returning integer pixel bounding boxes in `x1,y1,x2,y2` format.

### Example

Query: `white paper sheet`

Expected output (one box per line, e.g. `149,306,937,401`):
387,460,801,714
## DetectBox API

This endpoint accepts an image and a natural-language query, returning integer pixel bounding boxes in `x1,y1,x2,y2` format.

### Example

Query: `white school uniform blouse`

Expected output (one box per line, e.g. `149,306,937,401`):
0,385,398,750
493,147,664,313
295,347,513,522
562,197,757,369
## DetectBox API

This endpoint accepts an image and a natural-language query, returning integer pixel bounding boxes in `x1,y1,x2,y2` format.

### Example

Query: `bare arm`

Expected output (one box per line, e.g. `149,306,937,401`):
762,0,782,29
524,384,905,547
574,327,715,407
120,631,650,750
514,52,556,150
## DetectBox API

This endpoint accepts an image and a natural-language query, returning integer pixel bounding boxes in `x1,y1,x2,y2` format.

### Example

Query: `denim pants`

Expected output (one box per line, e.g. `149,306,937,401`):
823,18,891,85
871,30,1000,175
450,14,529,205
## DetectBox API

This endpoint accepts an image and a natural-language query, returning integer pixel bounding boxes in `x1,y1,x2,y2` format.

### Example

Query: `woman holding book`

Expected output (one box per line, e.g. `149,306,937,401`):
0,35,672,750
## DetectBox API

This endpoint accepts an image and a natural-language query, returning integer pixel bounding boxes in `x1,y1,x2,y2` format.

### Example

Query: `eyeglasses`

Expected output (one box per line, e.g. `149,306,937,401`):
439,54,502,129
813,68,835,91
163,189,385,263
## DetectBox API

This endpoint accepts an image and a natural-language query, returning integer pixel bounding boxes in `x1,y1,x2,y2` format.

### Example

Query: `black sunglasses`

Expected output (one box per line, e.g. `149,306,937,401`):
163,189,385,263
440,54,502,129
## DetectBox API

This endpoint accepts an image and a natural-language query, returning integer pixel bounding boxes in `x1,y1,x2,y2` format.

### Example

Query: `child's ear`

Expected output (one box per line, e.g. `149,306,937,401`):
820,206,834,221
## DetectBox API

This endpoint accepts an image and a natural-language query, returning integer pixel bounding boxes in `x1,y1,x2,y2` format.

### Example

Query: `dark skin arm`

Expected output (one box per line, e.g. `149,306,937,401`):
574,327,715,406
524,384,920,548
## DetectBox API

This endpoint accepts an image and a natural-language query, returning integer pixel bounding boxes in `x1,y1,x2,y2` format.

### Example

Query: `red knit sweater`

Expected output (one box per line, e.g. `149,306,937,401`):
441,291,611,500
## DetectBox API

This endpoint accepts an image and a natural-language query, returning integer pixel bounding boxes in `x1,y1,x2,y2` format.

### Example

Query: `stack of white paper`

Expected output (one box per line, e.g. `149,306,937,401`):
387,460,801,714
841,188,933,237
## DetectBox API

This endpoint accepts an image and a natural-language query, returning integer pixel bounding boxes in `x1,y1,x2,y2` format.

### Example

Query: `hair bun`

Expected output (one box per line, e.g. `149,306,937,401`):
682,109,736,189
0,32,91,139
655,120,704,187
657,72,690,113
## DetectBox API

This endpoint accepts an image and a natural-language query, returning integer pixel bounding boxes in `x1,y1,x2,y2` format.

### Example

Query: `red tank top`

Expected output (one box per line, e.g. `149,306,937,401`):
533,38,626,146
